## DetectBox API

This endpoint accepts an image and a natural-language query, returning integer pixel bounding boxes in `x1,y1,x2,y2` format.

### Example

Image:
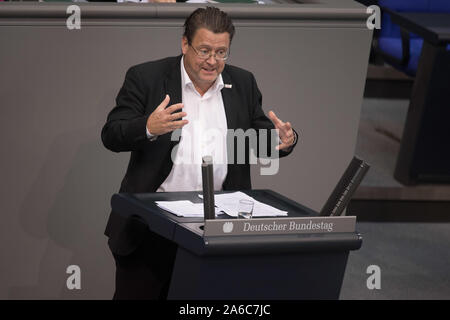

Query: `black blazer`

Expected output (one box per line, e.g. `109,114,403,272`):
101,55,297,255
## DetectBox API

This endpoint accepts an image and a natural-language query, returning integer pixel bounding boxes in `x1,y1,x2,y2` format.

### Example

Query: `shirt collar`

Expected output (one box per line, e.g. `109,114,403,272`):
181,55,224,94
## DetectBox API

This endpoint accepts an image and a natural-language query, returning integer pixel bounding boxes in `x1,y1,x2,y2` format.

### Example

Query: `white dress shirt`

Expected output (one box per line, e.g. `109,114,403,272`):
156,56,228,192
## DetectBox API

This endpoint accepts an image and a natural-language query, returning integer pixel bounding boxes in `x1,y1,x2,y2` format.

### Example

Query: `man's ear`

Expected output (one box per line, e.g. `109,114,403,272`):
181,37,189,55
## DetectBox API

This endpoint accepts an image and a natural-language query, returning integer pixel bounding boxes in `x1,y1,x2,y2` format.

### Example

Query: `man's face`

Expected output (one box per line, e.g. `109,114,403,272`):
182,28,230,91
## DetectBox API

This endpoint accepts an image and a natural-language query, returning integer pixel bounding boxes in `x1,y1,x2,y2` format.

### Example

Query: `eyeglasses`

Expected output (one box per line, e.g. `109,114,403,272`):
189,44,230,61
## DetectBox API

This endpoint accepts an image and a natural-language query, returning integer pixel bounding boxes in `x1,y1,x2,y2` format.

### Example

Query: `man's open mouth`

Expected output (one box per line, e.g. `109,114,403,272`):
202,67,216,72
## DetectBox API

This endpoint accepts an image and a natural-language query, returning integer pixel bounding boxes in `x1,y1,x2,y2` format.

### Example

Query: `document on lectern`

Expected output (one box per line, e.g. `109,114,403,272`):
155,200,221,217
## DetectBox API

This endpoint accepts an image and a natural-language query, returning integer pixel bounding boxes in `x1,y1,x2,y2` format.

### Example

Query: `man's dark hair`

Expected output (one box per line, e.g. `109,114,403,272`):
183,7,235,45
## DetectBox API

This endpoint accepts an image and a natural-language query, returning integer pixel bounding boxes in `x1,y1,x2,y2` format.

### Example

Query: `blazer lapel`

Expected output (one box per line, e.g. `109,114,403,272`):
221,68,238,130
163,56,183,147
164,55,183,105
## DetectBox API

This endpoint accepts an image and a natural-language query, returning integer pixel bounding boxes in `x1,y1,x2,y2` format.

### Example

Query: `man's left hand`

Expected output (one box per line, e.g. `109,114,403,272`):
268,110,296,151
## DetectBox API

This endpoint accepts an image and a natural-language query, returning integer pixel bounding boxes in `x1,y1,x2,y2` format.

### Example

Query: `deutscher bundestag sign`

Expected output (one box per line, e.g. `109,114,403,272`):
204,216,356,237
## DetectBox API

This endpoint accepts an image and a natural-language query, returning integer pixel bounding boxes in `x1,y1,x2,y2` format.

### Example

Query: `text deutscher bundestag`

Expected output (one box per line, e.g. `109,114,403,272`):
243,220,334,232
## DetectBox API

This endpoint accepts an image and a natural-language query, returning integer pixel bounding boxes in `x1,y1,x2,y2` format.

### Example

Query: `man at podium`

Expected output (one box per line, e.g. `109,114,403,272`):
101,6,299,299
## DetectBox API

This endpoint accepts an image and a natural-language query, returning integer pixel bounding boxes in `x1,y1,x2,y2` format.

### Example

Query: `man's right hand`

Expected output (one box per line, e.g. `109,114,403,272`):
146,95,188,136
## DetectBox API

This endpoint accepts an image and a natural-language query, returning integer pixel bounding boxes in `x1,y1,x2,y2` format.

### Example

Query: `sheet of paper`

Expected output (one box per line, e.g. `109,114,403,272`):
155,200,221,217
199,192,288,217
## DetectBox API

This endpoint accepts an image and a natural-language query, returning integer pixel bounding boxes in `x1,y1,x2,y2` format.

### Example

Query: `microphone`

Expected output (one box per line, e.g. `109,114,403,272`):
201,155,215,220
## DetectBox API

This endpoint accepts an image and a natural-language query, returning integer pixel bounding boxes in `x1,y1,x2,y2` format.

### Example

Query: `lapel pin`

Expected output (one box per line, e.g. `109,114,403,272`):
224,84,232,89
